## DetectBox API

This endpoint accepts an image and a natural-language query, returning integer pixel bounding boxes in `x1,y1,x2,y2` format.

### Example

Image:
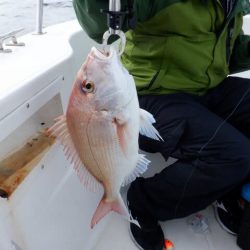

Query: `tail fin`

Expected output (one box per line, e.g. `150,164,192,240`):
91,195,139,229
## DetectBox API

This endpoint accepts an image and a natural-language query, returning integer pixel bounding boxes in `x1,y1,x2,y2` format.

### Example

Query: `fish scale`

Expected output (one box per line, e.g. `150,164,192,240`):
87,113,123,184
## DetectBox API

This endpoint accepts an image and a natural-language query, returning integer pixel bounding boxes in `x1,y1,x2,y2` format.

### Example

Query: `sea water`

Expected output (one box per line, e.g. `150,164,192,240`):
0,0,75,35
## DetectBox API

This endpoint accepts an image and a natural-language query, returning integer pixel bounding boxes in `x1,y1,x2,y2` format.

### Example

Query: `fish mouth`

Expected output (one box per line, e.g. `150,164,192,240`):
90,47,115,61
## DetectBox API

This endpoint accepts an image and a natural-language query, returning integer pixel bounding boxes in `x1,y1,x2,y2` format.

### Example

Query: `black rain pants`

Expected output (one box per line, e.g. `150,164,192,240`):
128,76,250,222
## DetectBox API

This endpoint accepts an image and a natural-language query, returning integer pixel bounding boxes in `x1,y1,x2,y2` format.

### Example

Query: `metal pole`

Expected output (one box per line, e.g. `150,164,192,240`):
35,0,44,34
109,0,121,34
109,0,121,12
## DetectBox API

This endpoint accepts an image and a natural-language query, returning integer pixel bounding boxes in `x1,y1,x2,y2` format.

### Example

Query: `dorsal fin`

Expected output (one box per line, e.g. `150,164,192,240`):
48,114,102,193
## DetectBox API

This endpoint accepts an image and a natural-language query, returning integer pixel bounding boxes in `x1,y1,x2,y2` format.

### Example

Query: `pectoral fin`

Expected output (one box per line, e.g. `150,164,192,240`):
114,120,127,155
113,110,130,155
114,109,130,125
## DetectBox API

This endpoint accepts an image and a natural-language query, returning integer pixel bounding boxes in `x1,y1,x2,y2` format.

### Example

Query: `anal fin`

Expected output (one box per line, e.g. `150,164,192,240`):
122,154,150,186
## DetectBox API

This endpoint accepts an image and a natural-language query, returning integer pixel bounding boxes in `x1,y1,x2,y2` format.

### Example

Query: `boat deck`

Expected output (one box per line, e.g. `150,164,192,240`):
94,205,240,250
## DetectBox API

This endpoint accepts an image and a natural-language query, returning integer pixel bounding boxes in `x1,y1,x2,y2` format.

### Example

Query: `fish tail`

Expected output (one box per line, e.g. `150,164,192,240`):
91,195,138,229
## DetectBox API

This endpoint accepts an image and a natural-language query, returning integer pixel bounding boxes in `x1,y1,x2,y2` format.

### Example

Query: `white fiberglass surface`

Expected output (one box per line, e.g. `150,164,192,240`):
9,144,105,250
93,205,240,250
0,21,94,122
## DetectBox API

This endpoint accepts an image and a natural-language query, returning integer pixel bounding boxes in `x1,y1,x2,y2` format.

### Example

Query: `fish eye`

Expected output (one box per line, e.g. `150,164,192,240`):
85,81,94,90
81,80,95,93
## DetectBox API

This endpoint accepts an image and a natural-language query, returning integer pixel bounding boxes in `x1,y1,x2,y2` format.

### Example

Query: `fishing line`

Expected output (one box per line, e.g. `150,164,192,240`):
174,85,250,217
198,86,250,154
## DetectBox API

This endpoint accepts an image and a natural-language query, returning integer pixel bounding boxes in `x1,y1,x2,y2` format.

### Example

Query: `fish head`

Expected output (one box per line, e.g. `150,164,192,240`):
69,47,135,113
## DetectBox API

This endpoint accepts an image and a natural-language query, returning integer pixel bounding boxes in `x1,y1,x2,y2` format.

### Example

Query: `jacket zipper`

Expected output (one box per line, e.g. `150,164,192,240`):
214,0,238,64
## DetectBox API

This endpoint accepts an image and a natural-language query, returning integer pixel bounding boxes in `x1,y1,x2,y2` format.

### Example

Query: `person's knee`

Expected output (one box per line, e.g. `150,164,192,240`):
231,140,250,178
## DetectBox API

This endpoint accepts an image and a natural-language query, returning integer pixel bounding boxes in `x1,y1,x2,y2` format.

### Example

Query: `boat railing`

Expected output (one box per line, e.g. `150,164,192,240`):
35,0,45,35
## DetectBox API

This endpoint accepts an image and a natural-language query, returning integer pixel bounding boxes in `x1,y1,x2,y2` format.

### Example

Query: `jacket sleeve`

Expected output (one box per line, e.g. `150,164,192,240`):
73,0,153,43
73,0,109,43
229,34,250,74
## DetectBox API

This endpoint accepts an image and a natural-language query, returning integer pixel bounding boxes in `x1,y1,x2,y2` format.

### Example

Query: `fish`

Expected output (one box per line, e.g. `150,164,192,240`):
48,47,162,228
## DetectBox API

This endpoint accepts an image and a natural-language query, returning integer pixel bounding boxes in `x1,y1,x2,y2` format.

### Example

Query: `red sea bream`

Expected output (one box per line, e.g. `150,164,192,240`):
49,47,162,228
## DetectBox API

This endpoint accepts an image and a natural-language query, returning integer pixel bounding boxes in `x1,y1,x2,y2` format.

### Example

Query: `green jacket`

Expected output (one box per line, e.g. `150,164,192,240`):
73,0,250,95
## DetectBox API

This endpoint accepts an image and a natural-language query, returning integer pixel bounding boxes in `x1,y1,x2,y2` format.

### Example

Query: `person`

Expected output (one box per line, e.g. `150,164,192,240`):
73,0,250,249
